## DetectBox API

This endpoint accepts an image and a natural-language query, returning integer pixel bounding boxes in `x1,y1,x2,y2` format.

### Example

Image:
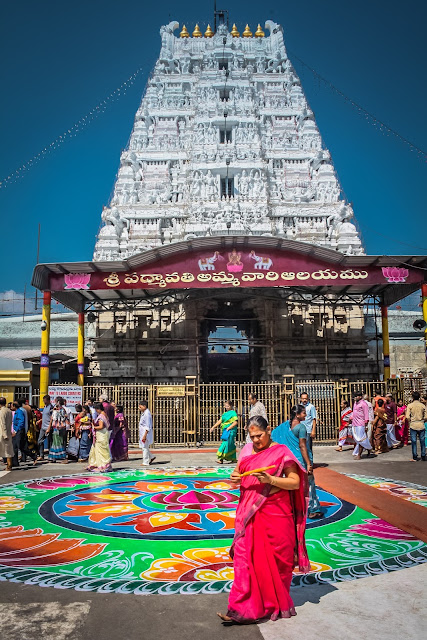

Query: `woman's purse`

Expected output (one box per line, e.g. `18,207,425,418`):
221,429,230,441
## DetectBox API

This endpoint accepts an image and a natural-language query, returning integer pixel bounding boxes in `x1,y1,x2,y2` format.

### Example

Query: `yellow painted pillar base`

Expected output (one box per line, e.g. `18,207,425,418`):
77,312,85,386
381,303,390,380
40,291,51,398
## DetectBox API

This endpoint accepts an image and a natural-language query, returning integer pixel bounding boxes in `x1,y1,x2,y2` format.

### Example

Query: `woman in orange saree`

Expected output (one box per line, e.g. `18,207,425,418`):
218,416,309,624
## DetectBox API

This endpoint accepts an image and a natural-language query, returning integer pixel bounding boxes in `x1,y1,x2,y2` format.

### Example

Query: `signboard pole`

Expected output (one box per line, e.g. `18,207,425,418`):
77,312,85,386
381,302,391,380
422,283,427,366
40,291,51,399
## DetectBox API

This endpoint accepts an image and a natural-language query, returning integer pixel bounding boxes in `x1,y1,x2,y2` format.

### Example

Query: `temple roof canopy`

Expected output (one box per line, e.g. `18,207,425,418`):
32,237,426,312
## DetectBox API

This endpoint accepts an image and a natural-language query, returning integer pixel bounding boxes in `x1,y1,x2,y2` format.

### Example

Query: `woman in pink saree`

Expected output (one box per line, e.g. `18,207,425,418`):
218,416,309,624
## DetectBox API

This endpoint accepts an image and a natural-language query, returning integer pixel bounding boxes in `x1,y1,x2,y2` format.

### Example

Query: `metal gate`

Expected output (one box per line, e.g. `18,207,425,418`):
32,376,420,446
294,380,339,441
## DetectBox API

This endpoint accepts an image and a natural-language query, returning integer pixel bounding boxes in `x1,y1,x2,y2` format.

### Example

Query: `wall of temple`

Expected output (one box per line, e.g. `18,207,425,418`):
86,298,378,383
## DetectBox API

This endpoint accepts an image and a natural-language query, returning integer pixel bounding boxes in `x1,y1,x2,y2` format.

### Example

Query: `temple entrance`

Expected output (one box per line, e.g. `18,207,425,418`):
200,301,260,383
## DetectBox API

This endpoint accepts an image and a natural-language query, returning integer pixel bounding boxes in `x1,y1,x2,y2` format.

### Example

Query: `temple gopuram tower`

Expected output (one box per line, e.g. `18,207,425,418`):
94,19,362,261
89,17,375,384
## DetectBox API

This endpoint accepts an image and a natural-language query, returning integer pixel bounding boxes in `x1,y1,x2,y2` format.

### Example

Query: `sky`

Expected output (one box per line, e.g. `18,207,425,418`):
0,0,426,299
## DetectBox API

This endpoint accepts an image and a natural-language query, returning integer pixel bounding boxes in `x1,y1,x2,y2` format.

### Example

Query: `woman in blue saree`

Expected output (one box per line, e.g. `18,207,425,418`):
272,405,324,519
210,400,238,464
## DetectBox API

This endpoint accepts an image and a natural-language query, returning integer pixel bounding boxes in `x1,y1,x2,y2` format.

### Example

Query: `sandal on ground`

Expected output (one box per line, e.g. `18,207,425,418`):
217,613,234,624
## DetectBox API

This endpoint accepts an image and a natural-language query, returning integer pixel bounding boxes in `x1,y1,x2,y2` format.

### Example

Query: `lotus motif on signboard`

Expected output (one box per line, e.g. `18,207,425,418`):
64,273,91,290
381,267,409,283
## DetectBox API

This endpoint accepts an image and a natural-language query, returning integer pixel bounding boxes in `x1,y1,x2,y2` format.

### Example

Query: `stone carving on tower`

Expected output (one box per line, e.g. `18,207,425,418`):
94,19,363,260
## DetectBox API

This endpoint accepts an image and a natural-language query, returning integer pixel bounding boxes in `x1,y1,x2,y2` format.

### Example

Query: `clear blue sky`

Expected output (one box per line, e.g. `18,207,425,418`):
1,0,426,295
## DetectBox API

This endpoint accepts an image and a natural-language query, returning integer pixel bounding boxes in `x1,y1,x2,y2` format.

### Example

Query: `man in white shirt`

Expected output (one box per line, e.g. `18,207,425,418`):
246,393,267,443
139,400,156,466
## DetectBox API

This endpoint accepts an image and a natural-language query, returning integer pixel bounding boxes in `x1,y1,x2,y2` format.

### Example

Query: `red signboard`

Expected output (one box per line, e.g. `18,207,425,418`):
48,248,422,292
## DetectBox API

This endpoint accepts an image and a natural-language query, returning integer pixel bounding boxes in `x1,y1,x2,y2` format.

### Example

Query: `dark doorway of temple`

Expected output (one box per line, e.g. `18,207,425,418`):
200,301,260,382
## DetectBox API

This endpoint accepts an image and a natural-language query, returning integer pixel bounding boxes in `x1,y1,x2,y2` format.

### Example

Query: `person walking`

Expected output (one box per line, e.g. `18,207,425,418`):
12,401,37,466
272,405,312,472
352,391,374,459
139,400,155,466
336,399,353,451
46,398,69,463
87,403,112,472
110,405,130,462
384,393,400,449
22,398,37,456
396,399,409,446
0,397,13,471
272,405,325,521
372,399,389,454
299,392,317,447
299,392,323,517
37,395,52,460
406,391,427,462
77,405,93,462
246,393,267,443
217,415,309,624
100,394,115,431
363,394,375,443
210,399,238,464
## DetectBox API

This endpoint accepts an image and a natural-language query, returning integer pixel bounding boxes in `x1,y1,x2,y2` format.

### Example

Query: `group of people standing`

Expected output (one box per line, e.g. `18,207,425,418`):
0,394,156,472
36,394,130,471
338,390,427,461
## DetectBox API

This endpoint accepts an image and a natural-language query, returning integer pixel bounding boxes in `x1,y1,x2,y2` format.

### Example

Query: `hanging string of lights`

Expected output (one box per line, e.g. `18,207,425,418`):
289,50,427,163
0,66,145,190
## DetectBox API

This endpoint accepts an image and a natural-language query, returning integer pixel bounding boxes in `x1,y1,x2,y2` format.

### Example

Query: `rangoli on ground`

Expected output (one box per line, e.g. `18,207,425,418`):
0,467,425,594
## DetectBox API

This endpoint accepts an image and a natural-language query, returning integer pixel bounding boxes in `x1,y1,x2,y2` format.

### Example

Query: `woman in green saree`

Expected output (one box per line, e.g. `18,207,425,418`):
210,400,239,464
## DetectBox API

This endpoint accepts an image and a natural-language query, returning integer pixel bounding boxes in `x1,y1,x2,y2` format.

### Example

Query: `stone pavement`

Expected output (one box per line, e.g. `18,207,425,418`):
0,445,426,640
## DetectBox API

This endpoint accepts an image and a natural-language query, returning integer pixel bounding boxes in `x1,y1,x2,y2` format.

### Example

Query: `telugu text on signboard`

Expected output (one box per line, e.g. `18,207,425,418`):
48,385,83,408
156,385,186,397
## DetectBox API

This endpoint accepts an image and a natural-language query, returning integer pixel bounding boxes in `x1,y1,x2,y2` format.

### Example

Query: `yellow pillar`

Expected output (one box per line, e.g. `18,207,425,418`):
40,291,51,398
422,284,427,365
381,303,390,380
77,312,85,386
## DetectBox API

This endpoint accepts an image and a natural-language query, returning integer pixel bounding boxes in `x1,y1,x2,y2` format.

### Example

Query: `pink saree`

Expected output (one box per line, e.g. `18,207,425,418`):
227,443,309,623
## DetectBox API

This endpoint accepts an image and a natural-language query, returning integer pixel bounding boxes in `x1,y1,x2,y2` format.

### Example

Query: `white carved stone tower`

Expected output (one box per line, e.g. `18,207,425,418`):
94,19,363,261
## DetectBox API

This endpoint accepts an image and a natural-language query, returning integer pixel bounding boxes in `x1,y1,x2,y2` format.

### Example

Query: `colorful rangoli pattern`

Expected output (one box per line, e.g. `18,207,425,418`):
347,474,427,508
0,468,425,594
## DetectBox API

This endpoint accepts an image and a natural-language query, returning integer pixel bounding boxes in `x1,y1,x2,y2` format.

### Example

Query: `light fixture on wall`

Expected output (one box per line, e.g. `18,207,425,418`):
413,319,427,331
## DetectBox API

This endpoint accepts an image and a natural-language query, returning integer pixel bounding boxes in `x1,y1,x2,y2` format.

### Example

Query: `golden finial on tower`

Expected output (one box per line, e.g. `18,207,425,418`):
242,24,252,38
192,24,202,37
254,24,265,38
231,23,240,37
204,24,214,38
179,25,190,38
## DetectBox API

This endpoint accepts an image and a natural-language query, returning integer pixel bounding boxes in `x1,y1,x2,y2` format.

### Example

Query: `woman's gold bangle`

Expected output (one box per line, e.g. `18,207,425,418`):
270,476,276,487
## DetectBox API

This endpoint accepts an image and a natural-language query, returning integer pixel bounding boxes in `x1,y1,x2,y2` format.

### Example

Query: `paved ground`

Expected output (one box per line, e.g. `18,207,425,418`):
0,444,426,640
